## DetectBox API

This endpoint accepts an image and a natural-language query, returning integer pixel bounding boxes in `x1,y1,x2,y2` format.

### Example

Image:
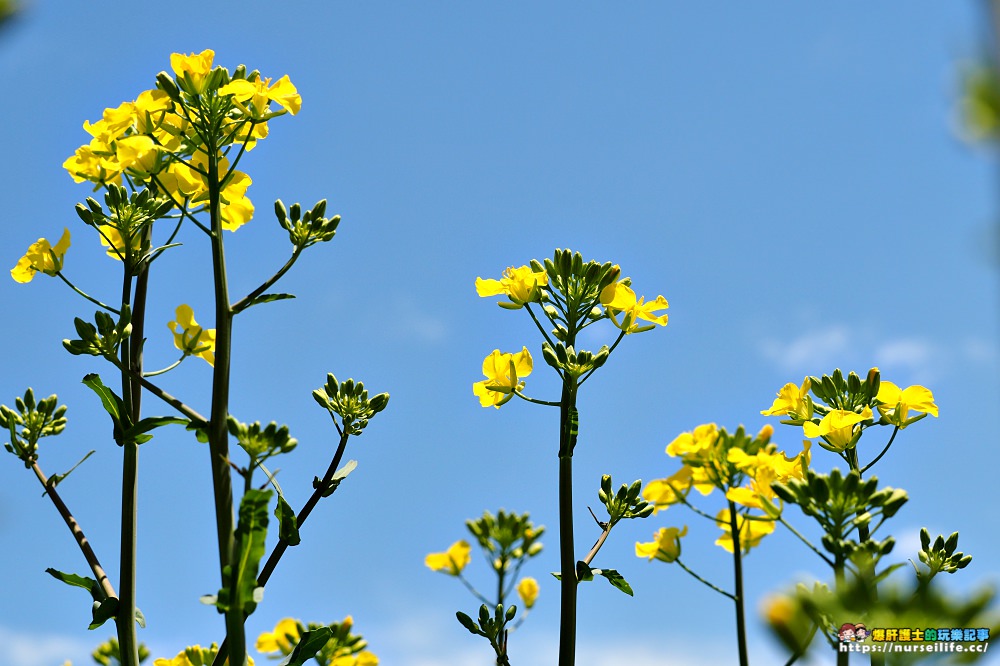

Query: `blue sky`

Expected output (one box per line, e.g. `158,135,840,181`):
0,2,997,665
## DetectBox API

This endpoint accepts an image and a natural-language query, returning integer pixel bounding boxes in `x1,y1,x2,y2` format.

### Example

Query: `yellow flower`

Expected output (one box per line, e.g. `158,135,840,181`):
516,577,539,609
475,265,548,305
153,645,253,666
115,134,160,175
599,281,668,333
665,423,718,458
219,75,302,116
425,540,471,575
875,381,938,428
727,441,810,508
802,407,872,451
760,378,812,420
635,526,687,563
642,465,694,513
168,305,216,366
256,617,300,655
11,229,71,283
171,49,215,93
714,509,775,554
472,347,532,408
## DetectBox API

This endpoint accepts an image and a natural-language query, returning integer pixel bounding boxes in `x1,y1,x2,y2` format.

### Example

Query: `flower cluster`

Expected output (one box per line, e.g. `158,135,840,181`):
255,616,378,666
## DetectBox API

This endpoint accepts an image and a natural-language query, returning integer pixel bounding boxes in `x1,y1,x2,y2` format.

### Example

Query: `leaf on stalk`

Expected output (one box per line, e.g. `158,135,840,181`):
278,627,334,666
596,568,634,596
232,488,272,615
44,450,95,495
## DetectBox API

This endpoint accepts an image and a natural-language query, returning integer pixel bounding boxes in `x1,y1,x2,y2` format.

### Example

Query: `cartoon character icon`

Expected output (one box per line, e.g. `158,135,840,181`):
839,623,857,642
854,624,869,642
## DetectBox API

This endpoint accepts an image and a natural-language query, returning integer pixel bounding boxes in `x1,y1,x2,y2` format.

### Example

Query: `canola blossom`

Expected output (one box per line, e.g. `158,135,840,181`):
635,525,688,563
802,407,873,451
168,305,217,366
475,265,548,306
875,381,939,428
715,509,775,554
255,617,300,655
425,540,472,575
760,378,812,420
599,281,669,333
472,347,533,408
517,576,540,609
10,229,70,283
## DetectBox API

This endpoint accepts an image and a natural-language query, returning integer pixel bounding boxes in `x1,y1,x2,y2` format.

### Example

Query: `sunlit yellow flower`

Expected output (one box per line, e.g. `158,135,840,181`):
116,135,160,175
642,465,694,512
517,577,539,609
168,305,216,366
472,347,532,408
219,75,301,116
635,526,687,563
875,381,938,428
153,644,253,666
715,509,775,554
256,617,300,655
171,49,215,94
425,540,471,575
727,441,810,508
96,224,142,261
665,423,718,458
802,407,872,451
760,378,812,420
475,265,548,305
11,229,71,283
599,281,668,333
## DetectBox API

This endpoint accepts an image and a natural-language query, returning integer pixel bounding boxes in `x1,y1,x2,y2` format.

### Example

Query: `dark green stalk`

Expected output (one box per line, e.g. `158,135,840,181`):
557,377,578,666
728,501,749,666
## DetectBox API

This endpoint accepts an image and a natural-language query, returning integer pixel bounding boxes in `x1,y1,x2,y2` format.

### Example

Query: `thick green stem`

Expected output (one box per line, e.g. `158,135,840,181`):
557,379,578,666
206,143,244,666
728,501,749,666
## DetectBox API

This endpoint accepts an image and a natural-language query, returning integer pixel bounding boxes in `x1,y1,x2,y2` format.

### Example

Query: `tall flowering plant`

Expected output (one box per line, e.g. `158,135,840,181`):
4,50,386,666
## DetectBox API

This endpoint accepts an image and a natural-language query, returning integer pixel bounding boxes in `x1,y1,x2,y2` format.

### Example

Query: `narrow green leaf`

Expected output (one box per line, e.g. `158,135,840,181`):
238,293,296,313
44,450,95,495
332,459,357,481
123,416,188,444
81,374,124,424
134,607,146,628
45,567,101,601
274,495,301,546
233,489,272,615
278,627,334,666
597,569,634,596
89,597,120,630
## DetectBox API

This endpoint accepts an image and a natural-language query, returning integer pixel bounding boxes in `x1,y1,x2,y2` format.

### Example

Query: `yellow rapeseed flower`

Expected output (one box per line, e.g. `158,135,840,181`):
256,617,300,655
425,540,472,575
171,49,215,94
715,509,775,554
599,281,668,333
635,525,687,563
475,265,548,306
168,305,216,366
11,228,71,283
802,407,872,451
875,381,938,428
760,378,812,420
472,347,532,408
516,577,539,609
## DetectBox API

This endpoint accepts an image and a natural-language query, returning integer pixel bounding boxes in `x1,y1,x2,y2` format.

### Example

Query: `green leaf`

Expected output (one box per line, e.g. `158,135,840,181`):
278,627,334,666
237,293,296,313
232,488,272,616
81,374,126,442
274,495,301,546
123,416,188,445
597,569,634,596
45,567,101,601
575,561,594,582
134,607,146,628
44,450,95,495
89,597,119,630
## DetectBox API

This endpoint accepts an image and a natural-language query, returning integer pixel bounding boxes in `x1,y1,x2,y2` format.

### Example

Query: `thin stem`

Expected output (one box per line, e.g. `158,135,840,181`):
777,516,836,568
524,303,557,348
31,462,117,600
674,557,736,600
456,573,491,606
55,272,120,314
120,364,208,425
578,330,625,387
580,527,611,567
231,247,302,314
557,378,578,666
512,390,559,407
728,501,750,666
859,426,899,475
142,358,184,378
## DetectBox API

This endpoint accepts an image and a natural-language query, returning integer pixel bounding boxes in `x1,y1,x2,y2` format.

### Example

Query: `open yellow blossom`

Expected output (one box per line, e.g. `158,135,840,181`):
715,509,775,554
665,423,718,458
475,265,548,305
635,525,688,563
219,75,302,116
169,305,216,366
171,49,215,93
472,347,532,408
256,617,300,655
727,441,810,509
643,465,694,512
599,281,668,333
760,378,812,420
517,577,539,609
875,381,938,428
425,540,472,575
802,407,872,451
11,229,71,283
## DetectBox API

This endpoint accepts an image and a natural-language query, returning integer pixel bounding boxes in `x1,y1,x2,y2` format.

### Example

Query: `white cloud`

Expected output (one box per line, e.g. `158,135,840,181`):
873,339,933,370
390,298,449,343
759,326,851,372
0,626,91,666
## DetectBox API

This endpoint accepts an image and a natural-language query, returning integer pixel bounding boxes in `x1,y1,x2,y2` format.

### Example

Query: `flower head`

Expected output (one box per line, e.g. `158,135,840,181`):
875,382,938,428
599,281,668,333
219,75,302,116
171,49,215,94
11,229,71,283
715,509,775,554
761,378,813,420
635,525,688,563
256,618,300,655
642,465,694,512
475,265,548,306
472,347,532,408
168,305,216,366
516,577,539,609
425,540,471,575
802,407,872,452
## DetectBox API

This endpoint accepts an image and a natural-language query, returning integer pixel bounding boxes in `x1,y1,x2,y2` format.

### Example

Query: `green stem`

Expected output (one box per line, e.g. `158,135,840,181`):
231,247,302,314
859,426,898,474
674,557,735,601
557,378,578,666
55,271,120,314
777,516,836,568
206,140,244,666
728,501,749,666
